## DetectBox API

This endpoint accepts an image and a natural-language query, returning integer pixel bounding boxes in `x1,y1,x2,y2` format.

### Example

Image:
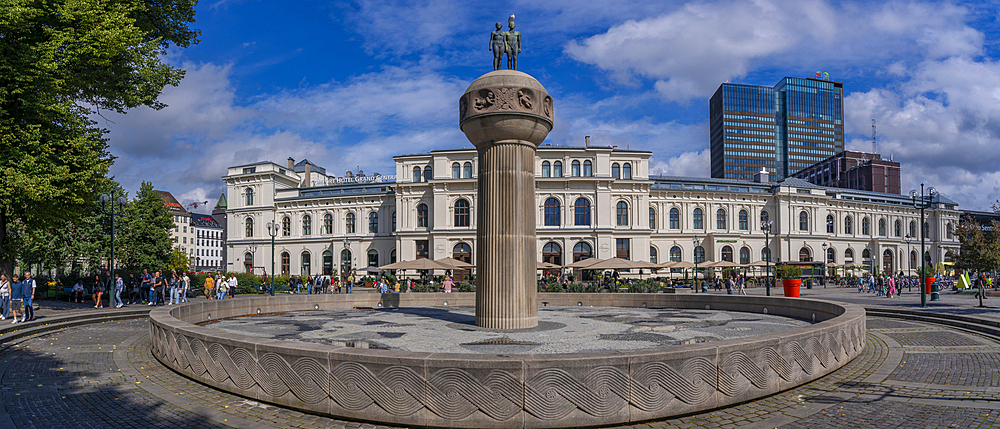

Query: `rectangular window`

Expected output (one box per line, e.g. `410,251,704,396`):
243,167,256,174
616,239,630,260
416,240,429,259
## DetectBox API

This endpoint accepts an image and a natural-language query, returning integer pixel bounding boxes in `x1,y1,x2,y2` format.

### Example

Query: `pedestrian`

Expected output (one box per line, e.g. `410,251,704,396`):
378,277,388,294
9,274,22,324
0,274,9,320
204,273,215,300
127,273,138,304
149,271,164,305
22,272,36,321
141,269,153,304
168,271,180,305
443,276,453,293
228,273,238,298
393,279,400,293
217,274,228,300
887,276,896,298
347,272,355,294
182,272,190,303
726,277,734,295
114,273,124,308
92,273,105,308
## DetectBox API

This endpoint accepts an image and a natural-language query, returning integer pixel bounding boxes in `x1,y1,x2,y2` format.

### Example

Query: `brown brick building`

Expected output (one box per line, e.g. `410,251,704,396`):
792,150,901,194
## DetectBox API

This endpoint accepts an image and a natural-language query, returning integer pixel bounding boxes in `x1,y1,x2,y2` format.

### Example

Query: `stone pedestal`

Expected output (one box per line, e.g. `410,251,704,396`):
460,70,553,329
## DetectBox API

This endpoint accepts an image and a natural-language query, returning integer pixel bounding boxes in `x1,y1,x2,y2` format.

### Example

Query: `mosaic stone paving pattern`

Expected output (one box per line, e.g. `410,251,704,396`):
204,306,812,354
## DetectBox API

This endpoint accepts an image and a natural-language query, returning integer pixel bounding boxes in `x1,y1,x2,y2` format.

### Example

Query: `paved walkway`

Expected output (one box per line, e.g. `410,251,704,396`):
1,295,998,428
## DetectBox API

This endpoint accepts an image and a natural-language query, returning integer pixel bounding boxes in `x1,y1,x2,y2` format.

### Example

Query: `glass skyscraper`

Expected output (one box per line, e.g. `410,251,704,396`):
710,77,844,180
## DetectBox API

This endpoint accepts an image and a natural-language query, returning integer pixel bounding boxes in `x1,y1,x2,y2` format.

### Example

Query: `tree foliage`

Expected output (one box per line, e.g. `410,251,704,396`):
119,182,173,271
954,213,1000,274
168,247,190,273
0,0,199,279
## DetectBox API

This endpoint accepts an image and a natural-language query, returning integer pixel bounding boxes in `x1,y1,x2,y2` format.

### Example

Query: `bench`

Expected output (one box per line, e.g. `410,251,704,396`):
63,287,91,302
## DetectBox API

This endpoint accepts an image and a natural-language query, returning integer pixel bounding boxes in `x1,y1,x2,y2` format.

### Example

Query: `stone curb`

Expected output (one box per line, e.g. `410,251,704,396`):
0,307,151,345
865,307,1000,341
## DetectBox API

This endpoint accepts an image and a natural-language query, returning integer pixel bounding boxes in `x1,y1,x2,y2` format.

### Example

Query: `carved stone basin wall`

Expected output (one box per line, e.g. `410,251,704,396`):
149,293,865,428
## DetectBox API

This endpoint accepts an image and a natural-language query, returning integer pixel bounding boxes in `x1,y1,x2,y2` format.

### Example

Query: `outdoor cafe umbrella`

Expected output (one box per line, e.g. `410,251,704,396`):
584,257,657,271
566,257,604,269
667,261,696,268
536,261,561,270
377,258,452,271
434,257,475,270
703,260,742,268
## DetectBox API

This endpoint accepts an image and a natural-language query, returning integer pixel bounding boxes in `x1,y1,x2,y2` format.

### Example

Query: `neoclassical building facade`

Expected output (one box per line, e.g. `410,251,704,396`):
224,146,961,279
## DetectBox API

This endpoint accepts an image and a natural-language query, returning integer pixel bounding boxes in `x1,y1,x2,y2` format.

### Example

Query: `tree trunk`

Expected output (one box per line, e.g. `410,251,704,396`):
0,208,10,282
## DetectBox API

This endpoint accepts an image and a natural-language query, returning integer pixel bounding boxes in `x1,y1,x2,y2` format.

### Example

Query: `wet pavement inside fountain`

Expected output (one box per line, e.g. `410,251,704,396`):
205,306,811,354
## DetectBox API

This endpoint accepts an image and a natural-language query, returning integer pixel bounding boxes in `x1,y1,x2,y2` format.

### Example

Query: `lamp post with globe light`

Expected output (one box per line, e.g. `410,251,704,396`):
910,184,937,307
99,192,127,304
762,219,773,296
266,221,278,296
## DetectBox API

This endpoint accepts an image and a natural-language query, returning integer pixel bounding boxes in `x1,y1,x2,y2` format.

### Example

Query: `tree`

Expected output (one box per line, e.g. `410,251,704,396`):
953,215,1000,277
0,0,200,280
168,248,191,273
119,182,173,271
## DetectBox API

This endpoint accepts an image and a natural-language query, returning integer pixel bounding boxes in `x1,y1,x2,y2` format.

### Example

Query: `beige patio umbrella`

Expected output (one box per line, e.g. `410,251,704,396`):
377,258,452,271
748,260,771,267
566,257,604,269
584,257,657,271
434,257,475,270
670,261,696,268
658,261,679,269
536,261,561,270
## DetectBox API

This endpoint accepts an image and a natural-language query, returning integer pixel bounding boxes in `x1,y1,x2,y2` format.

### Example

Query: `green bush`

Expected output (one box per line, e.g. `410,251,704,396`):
458,282,475,292
921,266,937,278
776,264,803,279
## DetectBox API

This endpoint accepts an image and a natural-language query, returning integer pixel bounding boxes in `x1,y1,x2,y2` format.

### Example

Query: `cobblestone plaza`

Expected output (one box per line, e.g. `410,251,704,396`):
1,288,999,428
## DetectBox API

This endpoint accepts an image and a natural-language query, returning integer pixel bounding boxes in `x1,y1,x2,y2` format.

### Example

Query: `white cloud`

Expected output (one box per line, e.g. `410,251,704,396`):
650,149,710,178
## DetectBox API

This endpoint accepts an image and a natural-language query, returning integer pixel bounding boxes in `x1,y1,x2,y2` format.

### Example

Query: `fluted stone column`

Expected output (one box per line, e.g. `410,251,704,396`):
460,70,553,329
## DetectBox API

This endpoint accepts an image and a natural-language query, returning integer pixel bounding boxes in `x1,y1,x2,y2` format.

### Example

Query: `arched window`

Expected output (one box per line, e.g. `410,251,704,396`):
862,217,870,235
739,210,748,230
423,166,432,181
346,212,355,234
340,249,352,272
574,198,591,226
453,243,472,264
282,216,290,236
245,218,253,237
799,247,812,262
622,163,632,179
670,246,682,262
452,162,461,179
761,247,771,262
827,247,835,263
650,246,658,264
694,246,705,263
324,214,333,234
909,250,916,270
845,216,853,234
894,220,901,237
553,161,562,177
739,247,750,265
244,253,253,272
924,250,931,264
716,209,727,229
391,211,396,231
760,210,769,225
301,251,311,276
669,208,680,229
616,201,629,226
367,250,378,267
417,203,429,228
862,248,871,265
280,252,290,275
827,214,834,233
611,163,620,179
878,218,886,236
799,211,809,231
947,222,953,240
571,160,581,177
368,211,378,233
390,249,397,264
909,220,916,238
649,208,656,229
544,198,560,226
542,242,562,266
455,199,470,227
463,162,472,178
245,187,254,206
302,215,312,235
322,251,333,275
845,248,854,263
573,242,593,262
693,208,704,229
923,222,929,239
541,161,551,177
721,245,733,262
412,166,422,182
583,160,593,176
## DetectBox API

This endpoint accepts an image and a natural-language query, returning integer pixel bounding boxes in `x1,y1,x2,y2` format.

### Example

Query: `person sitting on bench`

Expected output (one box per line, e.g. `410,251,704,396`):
71,281,85,303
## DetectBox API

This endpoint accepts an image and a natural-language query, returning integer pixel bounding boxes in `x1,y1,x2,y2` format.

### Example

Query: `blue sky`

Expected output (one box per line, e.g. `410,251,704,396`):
100,0,1000,211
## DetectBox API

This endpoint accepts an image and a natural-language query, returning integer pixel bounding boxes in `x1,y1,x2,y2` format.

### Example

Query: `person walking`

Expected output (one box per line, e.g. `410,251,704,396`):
216,274,228,300
9,274,22,324
0,274,9,320
182,272,190,303
346,272,354,294
92,274,105,308
22,272,36,320
168,271,180,305
443,276,453,293
228,273,238,298
113,273,124,308
149,271,164,306
204,274,215,300
887,275,896,298
141,269,152,304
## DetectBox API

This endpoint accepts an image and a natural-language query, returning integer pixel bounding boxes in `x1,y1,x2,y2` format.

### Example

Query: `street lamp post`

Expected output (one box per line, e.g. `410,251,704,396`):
762,220,773,296
822,242,828,288
910,183,937,307
343,237,352,294
266,221,278,296
693,236,701,293
99,192,127,307
904,234,913,290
